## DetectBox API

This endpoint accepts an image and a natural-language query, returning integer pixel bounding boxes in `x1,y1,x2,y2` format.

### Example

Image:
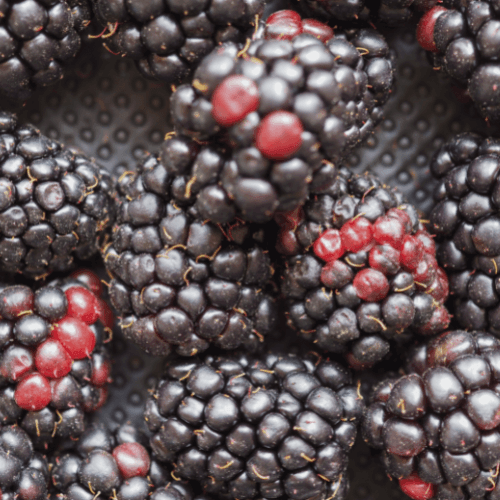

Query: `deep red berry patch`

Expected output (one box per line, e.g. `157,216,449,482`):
211,75,260,127
278,172,451,368
265,10,304,39
416,6,447,52
0,270,115,413
265,10,334,42
112,442,151,479
254,111,304,160
399,473,436,500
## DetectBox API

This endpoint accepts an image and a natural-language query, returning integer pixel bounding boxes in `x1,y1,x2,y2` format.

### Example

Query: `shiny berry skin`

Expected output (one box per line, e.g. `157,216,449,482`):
387,208,413,233
97,299,114,329
320,260,353,288
0,345,33,381
265,10,303,40
211,76,260,127
145,352,363,499
417,6,447,52
340,217,374,253
313,229,344,262
254,111,304,161
365,330,500,498
280,170,450,369
0,113,115,277
415,231,436,255
0,286,34,320
399,474,435,500
91,356,111,387
373,216,406,249
51,317,96,360
169,20,394,223
353,269,390,302
277,229,301,255
302,19,334,42
0,277,113,447
71,270,103,297
369,245,400,276
15,373,51,411
112,443,151,479
65,287,100,325
400,235,424,271
34,339,73,379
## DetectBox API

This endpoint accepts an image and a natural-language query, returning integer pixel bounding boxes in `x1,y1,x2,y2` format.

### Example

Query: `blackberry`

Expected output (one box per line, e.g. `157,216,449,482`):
169,11,394,222
427,133,500,334
0,0,91,101
0,270,113,450
417,0,500,122
103,154,278,357
0,111,116,278
90,0,264,85
298,0,436,27
278,169,451,370
51,423,197,500
363,329,500,500
0,424,49,500
145,351,362,500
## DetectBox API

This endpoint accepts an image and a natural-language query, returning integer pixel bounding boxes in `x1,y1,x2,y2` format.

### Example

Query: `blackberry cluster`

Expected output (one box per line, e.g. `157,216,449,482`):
363,330,500,500
0,270,112,450
170,11,394,222
428,133,500,334
0,112,116,278
298,0,436,27
417,0,500,121
0,424,49,500
90,0,264,84
51,423,195,500
103,154,278,357
279,169,450,370
145,351,363,500
0,0,91,101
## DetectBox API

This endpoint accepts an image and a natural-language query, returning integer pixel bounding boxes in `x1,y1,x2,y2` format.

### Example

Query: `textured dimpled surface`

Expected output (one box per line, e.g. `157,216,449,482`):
2,22,499,500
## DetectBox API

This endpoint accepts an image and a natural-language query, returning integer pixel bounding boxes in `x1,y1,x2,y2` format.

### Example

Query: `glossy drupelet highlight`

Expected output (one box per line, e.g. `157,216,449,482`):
0,424,50,500
363,330,500,500
103,153,278,357
90,0,265,84
145,351,362,500
0,112,116,278
0,0,91,100
169,11,394,222
279,169,450,370
417,0,500,121
0,270,113,450
51,423,199,500
428,133,500,334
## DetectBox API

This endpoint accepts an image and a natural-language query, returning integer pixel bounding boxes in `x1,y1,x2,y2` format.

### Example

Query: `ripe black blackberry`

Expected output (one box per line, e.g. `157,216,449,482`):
0,270,112,450
363,329,500,500
0,0,91,101
145,351,362,500
417,0,500,122
427,133,500,335
0,424,49,500
298,0,436,27
278,169,451,370
0,112,116,278
51,423,197,500
90,0,264,85
103,154,278,357
169,11,394,222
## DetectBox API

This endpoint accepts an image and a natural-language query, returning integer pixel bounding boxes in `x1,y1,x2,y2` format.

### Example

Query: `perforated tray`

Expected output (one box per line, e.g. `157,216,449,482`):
5,23,498,500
